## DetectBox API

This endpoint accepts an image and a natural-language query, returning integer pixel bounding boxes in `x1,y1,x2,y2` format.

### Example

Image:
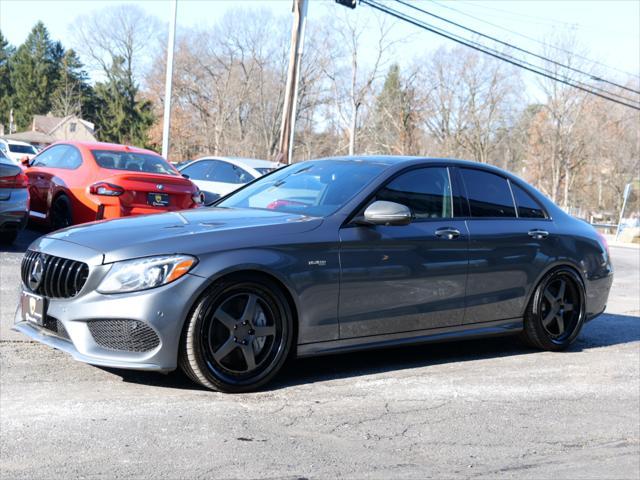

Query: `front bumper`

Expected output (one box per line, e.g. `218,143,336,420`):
13,272,208,372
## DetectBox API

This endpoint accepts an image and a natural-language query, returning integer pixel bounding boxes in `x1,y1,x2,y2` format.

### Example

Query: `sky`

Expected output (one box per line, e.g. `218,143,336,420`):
1,0,639,102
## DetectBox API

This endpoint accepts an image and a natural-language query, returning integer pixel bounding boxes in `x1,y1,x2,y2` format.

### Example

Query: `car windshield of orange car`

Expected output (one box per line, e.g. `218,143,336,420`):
92,150,178,175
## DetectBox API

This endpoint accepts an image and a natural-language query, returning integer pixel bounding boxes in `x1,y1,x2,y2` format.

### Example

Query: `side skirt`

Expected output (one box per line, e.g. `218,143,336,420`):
296,318,523,358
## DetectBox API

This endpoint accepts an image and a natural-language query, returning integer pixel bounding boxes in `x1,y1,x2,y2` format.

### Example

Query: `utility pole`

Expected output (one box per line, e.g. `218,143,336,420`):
161,0,178,160
277,0,308,164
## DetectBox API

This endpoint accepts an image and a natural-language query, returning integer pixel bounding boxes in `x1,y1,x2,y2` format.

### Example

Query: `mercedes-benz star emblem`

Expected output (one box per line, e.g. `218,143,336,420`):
28,256,44,291
156,184,164,191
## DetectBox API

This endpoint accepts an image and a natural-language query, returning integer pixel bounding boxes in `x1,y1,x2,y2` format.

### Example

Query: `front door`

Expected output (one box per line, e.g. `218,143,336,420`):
338,166,469,339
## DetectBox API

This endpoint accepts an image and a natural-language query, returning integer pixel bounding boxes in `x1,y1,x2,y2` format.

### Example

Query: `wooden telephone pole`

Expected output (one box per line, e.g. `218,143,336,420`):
277,0,308,164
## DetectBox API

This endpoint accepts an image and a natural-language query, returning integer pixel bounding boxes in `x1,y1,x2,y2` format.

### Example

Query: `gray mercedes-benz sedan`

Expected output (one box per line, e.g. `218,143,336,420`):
14,157,613,392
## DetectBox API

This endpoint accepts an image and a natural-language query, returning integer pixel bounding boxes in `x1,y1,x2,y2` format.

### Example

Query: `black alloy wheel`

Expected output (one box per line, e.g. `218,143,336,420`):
180,276,293,392
521,267,586,351
51,195,73,231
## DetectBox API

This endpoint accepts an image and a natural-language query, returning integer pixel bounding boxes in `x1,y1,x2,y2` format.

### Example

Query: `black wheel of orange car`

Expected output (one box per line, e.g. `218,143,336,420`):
51,195,73,231
521,267,586,351
179,275,293,393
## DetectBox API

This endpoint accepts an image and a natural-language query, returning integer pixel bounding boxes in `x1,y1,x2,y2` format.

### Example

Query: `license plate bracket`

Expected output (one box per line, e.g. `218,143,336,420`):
148,192,169,207
21,291,46,326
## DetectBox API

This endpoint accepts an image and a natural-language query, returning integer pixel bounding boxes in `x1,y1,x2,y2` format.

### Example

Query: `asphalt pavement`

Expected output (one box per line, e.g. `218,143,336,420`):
1,229,638,479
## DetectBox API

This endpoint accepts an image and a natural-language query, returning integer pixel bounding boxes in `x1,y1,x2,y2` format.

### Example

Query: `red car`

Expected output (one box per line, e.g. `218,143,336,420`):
23,141,201,229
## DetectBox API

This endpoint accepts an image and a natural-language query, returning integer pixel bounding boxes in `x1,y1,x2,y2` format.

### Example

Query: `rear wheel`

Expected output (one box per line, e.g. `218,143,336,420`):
521,268,586,351
50,195,73,231
180,275,293,393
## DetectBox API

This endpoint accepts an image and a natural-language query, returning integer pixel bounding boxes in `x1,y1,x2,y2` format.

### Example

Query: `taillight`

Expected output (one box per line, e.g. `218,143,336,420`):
89,182,124,196
0,173,28,189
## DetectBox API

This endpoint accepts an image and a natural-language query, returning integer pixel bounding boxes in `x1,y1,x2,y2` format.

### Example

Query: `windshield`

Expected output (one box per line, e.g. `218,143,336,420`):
9,144,37,154
92,150,178,175
217,160,387,216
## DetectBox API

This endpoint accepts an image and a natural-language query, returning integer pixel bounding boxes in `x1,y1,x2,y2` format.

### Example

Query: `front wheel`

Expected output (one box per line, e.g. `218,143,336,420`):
180,275,293,393
521,267,586,351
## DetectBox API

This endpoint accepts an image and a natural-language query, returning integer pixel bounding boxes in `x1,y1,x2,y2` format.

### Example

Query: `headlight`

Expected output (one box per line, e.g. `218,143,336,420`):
98,255,197,293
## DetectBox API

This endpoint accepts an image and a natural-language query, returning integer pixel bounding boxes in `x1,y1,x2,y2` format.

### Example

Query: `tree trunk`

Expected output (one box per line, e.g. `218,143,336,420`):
349,102,357,156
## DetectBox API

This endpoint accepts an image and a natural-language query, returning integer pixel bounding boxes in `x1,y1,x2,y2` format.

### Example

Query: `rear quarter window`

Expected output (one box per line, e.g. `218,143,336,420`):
511,182,547,219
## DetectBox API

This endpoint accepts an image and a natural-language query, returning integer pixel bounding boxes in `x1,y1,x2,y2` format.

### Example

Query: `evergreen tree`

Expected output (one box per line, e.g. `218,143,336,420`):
50,49,92,118
0,31,14,129
370,64,418,155
94,56,153,145
9,22,60,129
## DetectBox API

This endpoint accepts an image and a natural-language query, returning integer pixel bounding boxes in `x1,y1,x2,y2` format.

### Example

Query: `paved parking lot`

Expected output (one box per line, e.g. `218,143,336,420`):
1,228,638,479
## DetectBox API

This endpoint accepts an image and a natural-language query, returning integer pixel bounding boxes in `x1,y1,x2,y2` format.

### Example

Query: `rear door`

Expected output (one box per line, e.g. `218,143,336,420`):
458,167,555,324
338,165,469,338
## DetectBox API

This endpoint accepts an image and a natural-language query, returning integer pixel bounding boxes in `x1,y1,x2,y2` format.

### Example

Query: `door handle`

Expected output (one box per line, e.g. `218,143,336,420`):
528,229,549,239
435,227,461,240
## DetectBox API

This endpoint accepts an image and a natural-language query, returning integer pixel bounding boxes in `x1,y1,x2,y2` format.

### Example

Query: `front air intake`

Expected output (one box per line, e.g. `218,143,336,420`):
87,320,160,352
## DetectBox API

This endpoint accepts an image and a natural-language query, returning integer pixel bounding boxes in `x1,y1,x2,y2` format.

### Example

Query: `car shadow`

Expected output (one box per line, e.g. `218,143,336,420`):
105,312,639,392
0,226,46,254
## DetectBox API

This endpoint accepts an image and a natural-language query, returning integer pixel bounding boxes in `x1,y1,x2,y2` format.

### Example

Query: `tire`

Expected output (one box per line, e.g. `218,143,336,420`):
50,195,73,231
520,267,586,351
179,275,293,393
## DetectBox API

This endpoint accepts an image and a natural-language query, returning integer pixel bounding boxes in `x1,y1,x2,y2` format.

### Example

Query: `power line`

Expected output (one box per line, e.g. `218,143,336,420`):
359,0,640,111
428,0,640,80
383,0,639,105
395,0,640,95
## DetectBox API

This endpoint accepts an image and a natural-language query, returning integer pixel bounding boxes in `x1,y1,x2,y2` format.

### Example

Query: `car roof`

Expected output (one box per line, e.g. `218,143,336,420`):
0,138,35,147
50,140,160,156
195,156,280,168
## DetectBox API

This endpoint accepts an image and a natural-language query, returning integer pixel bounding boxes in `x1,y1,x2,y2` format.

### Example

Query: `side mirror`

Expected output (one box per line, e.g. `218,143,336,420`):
363,200,412,226
21,156,30,167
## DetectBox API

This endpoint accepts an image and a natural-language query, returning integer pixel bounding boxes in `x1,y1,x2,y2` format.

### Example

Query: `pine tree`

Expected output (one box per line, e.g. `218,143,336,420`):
0,31,14,129
9,22,61,129
50,49,91,118
370,64,418,155
94,56,153,145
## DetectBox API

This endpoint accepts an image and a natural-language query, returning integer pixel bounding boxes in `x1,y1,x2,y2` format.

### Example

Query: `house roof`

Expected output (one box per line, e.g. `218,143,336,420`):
3,130,55,144
33,114,95,134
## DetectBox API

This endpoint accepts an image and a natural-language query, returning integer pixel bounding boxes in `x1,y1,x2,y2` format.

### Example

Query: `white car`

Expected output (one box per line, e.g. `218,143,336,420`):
178,157,283,198
0,139,38,165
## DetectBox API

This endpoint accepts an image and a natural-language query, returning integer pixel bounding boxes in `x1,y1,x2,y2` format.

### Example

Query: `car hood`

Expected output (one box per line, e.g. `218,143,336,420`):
44,207,323,263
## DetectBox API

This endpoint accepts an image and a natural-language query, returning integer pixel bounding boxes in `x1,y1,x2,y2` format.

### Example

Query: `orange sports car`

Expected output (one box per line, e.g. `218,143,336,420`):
23,141,202,229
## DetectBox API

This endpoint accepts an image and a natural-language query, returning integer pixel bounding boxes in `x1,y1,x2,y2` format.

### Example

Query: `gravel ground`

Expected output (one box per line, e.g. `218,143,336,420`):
1,231,638,479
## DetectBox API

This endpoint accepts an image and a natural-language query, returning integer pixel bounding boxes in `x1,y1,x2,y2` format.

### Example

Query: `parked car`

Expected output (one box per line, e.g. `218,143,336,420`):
23,141,202,229
0,148,29,244
14,156,613,392
0,138,38,165
178,157,283,197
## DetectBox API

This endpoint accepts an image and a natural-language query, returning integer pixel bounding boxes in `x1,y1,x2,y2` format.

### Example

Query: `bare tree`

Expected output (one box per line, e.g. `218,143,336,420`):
322,11,397,155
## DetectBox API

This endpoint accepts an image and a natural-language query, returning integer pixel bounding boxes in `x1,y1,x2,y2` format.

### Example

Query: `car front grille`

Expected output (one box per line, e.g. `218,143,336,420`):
42,315,71,341
87,320,160,353
21,251,89,299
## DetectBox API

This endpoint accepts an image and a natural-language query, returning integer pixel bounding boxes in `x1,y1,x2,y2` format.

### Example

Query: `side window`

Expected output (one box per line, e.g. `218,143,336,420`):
511,182,546,219
57,146,82,169
0,143,6,153
32,145,68,168
376,167,454,219
181,161,213,180
461,168,516,218
210,161,247,184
